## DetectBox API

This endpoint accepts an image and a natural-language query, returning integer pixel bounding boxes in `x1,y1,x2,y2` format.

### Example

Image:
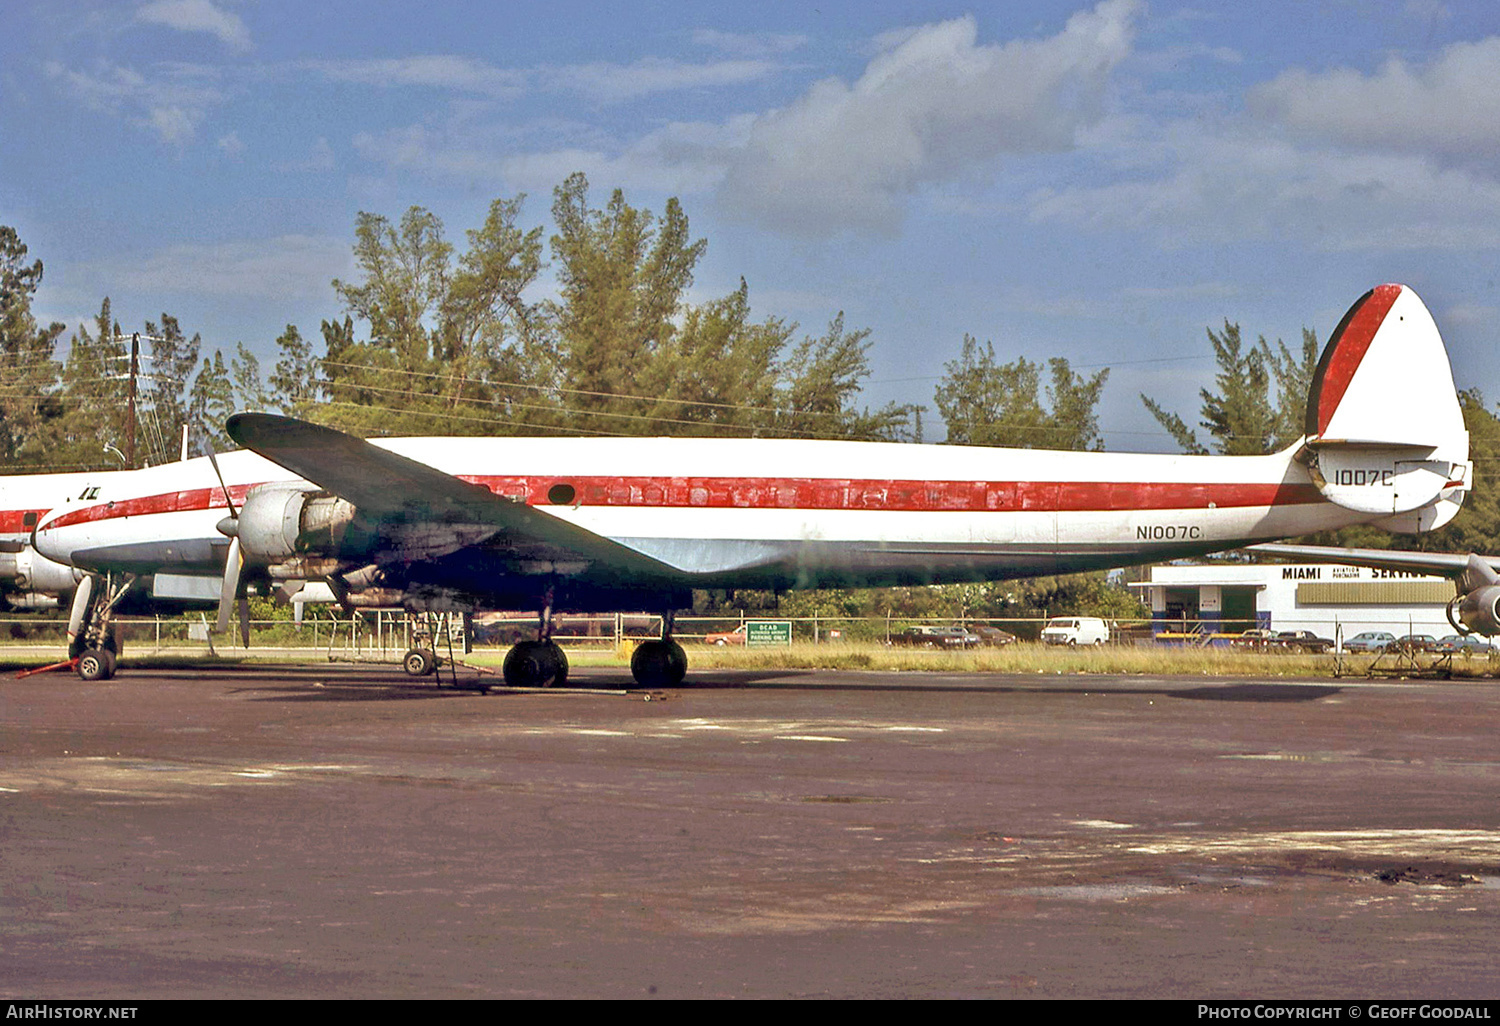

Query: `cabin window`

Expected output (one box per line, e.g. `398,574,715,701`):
547,483,576,505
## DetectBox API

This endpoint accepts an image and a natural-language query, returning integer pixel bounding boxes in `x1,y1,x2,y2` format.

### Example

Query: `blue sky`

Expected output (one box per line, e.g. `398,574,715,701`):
4,0,1499,450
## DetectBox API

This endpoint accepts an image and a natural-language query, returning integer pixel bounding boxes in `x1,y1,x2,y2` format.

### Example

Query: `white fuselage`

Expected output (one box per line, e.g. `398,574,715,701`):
30,436,1362,591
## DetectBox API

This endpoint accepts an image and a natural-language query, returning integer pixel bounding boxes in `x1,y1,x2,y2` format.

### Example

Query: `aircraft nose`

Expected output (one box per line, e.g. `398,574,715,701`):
31,511,72,566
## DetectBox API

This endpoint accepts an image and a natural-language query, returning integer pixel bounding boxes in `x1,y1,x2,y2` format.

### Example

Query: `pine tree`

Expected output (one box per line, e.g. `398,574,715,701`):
0,226,67,467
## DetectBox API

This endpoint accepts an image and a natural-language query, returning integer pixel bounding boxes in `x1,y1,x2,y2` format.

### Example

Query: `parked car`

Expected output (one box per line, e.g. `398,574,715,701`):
1230,628,1280,650
1040,616,1109,646
1435,634,1493,655
965,624,1018,647
1275,630,1335,653
704,625,748,646
1342,631,1395,653
892,626,981,649
1391,633,1439,653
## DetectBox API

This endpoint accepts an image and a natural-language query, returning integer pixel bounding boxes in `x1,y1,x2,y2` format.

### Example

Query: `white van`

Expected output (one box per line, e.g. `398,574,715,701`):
1040,616,1110,646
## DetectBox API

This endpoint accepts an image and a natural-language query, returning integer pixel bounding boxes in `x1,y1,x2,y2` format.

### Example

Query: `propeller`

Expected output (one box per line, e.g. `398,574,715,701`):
216,533,243,633
206,448,245,636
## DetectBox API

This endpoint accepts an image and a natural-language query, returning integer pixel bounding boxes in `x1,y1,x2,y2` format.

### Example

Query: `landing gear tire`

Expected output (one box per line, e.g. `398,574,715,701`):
547,642,569,687
631,639,687,687
76,649,116,682
503,640,567,688
403,648,437,677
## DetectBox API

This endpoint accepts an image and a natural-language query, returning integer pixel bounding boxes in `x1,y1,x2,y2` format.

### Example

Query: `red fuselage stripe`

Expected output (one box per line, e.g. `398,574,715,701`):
0,509,51,535
38,476,1326,530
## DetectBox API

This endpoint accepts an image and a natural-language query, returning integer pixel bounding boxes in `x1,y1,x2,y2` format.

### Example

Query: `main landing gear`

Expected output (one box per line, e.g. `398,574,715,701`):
495,601,687,689
629,610,687,688
67,572,136,681
500,588,569,688
503,638,569,688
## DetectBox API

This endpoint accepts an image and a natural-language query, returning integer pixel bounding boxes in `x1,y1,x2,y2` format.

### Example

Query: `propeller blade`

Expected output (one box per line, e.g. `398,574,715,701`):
216,536,242,633
206,448,237,518
238,597,251,649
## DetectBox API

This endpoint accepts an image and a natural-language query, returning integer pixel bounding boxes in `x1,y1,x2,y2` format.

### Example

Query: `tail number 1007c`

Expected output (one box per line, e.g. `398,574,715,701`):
1333,468,1394,487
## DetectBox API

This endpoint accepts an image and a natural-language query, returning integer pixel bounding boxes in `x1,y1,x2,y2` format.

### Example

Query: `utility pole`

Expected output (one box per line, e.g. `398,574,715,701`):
125,332,139,468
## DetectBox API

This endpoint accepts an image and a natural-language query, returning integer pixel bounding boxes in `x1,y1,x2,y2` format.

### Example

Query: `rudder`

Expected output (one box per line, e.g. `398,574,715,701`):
1301,284,1469,532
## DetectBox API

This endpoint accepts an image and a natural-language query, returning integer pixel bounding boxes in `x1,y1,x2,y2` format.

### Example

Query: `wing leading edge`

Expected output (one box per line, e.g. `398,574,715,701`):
1246,542,1494,578
224,413,684,583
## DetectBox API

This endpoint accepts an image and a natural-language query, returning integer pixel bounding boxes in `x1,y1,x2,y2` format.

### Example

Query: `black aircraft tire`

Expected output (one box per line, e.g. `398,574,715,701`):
76,649,114,682
403,648,436,677
631,639,687,687
503,640,563,688
546,642,569,687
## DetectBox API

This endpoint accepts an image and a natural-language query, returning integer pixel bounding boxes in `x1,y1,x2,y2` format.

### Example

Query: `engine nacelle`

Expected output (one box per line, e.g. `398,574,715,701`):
236,483,356,562
1453,584,1500,637
0,546,80,595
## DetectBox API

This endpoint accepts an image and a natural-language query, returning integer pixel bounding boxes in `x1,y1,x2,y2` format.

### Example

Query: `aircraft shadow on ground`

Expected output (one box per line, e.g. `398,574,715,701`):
255,668,1343,705
97,663,1344,705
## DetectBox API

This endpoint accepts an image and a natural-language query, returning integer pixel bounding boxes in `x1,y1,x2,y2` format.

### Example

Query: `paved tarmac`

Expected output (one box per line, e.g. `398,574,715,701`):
2,661,1498,999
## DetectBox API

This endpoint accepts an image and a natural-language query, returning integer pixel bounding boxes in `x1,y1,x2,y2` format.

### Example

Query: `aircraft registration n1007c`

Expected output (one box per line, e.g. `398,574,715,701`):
32,284,1472,686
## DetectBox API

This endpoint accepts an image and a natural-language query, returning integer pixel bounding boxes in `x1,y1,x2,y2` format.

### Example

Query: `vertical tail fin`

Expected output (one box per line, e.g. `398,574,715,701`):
1301,284,1469,533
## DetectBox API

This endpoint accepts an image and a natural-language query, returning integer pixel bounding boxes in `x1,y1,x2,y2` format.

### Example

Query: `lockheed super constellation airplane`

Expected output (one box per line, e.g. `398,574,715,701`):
31,284,1472,687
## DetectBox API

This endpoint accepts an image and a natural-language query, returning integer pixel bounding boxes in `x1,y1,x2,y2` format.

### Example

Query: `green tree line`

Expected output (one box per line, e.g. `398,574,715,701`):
2,174,1126,470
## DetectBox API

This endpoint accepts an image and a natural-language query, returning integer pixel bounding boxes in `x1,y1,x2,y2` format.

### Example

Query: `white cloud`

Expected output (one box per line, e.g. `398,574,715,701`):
690,28,808,58
304,56,527,98
269,138,338,174
136,0,251,52
306,53,775,103
353,117,746,197
1441,302,1497,329
45,59,225,144
551,57,776,103
1026,117,1500,252
1015,23,1500,256
1248,36,1500,162
101,235,352,300
303,137,336,172
715,0,1142,236
215,130,244,156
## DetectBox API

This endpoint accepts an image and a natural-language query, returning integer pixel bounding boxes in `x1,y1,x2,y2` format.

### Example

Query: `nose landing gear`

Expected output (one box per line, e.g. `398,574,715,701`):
67,573,136,681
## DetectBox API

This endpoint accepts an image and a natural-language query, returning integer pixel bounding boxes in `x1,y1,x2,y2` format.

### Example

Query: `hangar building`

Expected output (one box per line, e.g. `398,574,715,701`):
1131,562,1457,642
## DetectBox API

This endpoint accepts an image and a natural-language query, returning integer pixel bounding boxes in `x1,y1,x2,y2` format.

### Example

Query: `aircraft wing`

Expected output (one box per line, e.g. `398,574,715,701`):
1246,543,1496,578
1249,543,1500,637
224,413,684,581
